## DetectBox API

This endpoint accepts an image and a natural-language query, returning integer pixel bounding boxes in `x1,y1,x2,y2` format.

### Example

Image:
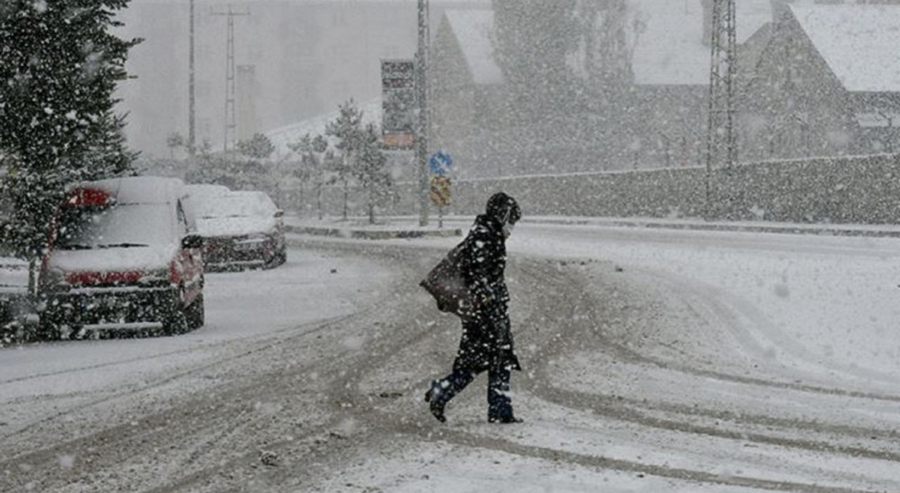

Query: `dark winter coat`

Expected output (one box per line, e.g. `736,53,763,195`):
452,213,521,373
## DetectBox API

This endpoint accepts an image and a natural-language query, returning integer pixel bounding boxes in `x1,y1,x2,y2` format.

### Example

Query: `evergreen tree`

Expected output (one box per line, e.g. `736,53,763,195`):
236,133,275,160
166,131,187,160
190,149,268,192
325,99,365,220
355,124,391,225
288,133,329,219
0,0,139,294
311,135,328,219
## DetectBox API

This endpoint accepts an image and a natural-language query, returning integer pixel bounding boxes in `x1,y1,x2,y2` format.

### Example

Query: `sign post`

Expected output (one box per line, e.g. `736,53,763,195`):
428,150,453,229
430,176,451,229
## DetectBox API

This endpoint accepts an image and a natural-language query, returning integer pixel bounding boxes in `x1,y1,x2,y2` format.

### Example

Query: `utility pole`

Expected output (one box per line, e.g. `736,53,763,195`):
416,0,430,227
188,0,196,156
705,0,737,217
211,5,250,153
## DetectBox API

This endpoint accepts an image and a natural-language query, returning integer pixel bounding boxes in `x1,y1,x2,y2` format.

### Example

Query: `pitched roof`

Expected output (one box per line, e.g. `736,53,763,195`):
443,10,503,85
791,5,900,93
438,2,773,87
630,0,771,86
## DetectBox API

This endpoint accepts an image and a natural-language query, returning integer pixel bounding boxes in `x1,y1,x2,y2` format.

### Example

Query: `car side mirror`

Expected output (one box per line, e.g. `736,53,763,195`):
274,209,284,219
182,234,204,249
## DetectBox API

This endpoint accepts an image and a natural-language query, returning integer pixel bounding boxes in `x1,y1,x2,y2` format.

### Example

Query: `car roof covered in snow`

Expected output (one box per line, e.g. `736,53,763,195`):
791,4,900,93
70,176,187,205
195,191,278,237
187,183,231,204
187,183,230,195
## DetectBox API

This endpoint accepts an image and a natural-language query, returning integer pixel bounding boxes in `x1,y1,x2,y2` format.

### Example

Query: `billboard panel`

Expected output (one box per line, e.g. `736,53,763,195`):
381,59,416,150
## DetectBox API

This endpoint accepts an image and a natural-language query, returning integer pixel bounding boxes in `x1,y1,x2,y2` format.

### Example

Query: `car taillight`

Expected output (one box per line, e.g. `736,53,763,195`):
65,271,145,287
67,188,115,207
169,259,182,285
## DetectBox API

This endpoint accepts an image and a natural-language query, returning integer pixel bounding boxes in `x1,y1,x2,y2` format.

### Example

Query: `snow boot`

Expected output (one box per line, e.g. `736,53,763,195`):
424,380,447,423
488,414,522,424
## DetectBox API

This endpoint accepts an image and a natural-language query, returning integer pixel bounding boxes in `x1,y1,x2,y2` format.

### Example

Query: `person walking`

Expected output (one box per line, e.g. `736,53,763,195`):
425,192,522,424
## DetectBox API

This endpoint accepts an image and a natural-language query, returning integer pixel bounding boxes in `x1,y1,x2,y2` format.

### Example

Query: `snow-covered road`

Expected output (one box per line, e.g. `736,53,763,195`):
3,224,900,492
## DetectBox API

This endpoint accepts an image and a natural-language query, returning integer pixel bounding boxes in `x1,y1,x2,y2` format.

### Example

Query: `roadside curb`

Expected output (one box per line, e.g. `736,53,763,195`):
528,218,900,238
284,224,463,240
285,215,900,239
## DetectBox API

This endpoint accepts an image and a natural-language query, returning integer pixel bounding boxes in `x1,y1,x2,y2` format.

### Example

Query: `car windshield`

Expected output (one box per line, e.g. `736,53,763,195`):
56,203,173,250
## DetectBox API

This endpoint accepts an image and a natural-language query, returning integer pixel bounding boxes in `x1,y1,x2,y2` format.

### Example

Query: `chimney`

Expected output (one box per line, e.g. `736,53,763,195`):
701,0,714,46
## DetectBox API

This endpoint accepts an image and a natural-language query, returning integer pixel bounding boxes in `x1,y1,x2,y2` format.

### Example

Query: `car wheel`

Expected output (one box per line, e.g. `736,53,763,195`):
37,318,61,341
38,310,69,341
267,248,286,269
162,290,189,336
163,309,188,336
186,294,205,330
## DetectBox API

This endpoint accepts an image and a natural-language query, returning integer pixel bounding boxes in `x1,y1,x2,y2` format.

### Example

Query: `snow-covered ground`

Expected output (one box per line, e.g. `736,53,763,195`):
509,223,900,388
4,223,900,492
299,222,900,491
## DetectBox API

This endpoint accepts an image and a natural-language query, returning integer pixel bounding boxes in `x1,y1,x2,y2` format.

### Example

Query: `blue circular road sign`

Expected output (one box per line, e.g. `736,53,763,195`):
429,150,453,176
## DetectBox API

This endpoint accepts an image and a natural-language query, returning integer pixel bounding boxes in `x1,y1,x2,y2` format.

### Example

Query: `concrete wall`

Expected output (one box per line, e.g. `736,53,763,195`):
305,153,900,225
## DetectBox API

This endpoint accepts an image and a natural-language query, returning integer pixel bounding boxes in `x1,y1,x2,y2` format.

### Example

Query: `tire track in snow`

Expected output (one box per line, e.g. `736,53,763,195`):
518,261,900,450
0,313,358,445
642,268,900,391
0,313,350,387
388,421,883,493
524,259,900,404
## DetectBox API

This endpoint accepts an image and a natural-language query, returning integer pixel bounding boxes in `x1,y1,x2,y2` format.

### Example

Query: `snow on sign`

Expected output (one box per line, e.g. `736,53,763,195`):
428,150,453,177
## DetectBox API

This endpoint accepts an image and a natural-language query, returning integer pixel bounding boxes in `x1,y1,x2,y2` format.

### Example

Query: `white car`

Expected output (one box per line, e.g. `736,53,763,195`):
193,191,287,271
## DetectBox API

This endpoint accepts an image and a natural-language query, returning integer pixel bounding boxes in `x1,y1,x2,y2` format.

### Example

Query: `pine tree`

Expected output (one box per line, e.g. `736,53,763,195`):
166,131,187,160
355,124,391,225
325,100,365,220
236,133,275,160
288,133,329,219
0,0,140,295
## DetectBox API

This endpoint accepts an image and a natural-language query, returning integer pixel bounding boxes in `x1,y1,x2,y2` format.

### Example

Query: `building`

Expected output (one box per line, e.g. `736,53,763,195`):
744,2,900,160
428,1,774,177
620,0,772,169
